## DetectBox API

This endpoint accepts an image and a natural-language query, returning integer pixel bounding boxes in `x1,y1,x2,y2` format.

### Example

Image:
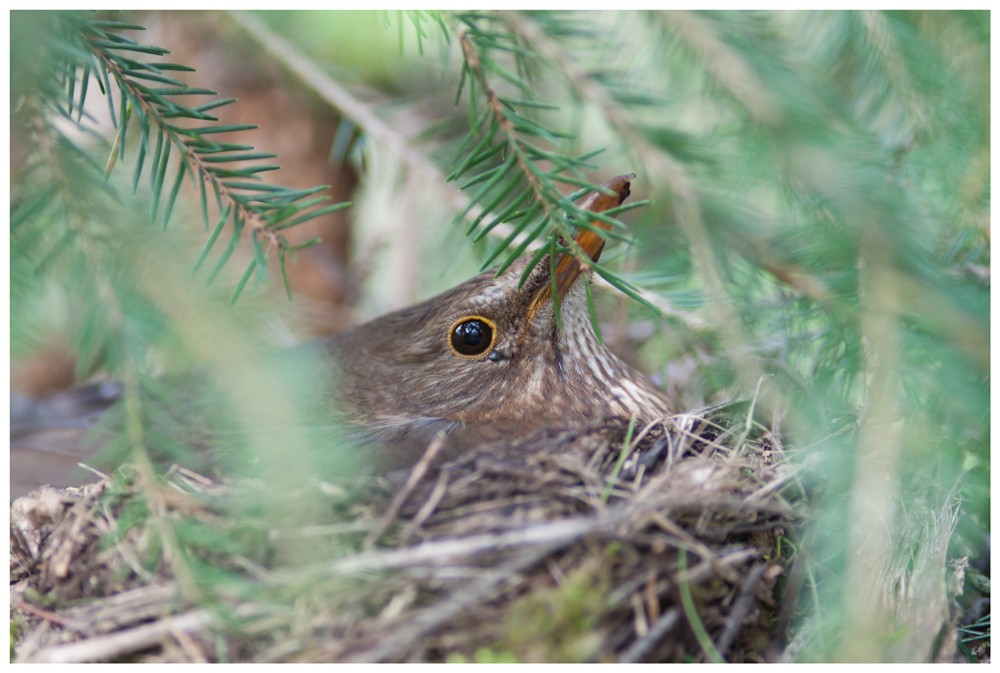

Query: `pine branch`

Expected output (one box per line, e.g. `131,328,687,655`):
497,11,694,197
499,11,851,337
448,11,661,315
451,23,574,271
497,10,766,388
59,13,351,301
229,10,704,330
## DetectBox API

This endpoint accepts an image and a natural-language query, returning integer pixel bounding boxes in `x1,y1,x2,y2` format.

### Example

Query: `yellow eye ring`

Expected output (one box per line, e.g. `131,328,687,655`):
448,315,497,359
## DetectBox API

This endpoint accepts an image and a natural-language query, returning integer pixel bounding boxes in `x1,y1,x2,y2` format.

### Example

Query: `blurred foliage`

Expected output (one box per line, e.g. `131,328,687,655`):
10,9,989,662
10,7,366,608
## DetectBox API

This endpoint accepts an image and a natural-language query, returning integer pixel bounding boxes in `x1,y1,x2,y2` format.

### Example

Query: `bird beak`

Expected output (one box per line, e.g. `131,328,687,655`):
530,173,635,313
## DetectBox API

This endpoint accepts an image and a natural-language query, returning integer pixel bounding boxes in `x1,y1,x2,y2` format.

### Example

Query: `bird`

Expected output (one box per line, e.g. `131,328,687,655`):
322,174,671,469
10,174,671,494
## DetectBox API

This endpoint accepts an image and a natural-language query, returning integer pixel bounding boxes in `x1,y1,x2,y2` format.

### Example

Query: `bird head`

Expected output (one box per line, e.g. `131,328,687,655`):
325,174,669,459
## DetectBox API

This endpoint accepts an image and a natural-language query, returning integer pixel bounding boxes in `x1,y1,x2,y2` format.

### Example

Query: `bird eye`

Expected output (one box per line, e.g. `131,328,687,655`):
449,317,496,358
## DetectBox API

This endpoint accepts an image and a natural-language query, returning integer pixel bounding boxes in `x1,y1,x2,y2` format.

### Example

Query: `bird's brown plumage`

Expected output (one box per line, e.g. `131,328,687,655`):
8,176,670,493
324,175,670,469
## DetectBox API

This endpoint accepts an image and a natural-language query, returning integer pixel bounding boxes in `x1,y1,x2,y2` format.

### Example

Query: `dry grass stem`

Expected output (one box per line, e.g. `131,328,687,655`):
12,404,808,662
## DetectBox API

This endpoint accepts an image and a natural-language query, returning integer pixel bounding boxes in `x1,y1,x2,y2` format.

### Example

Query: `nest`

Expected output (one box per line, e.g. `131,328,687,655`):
11,403,807,662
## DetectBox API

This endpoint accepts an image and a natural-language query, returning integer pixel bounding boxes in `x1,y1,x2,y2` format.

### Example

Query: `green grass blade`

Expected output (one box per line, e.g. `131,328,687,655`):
678,549,726,663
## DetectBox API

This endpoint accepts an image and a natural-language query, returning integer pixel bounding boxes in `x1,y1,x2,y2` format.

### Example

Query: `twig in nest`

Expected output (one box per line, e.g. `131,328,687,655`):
717,562,768,656
645,569,660,621
345,544,558,663
619,608,681,663
171,626,209,663
12,407,804,663
601,413,638,503
631,593,649,637
48,495,97,580
648,510,742,585
14,602,89,634
29,608,207,663
319,508,630,576
398,467,450,546
364,430,447,548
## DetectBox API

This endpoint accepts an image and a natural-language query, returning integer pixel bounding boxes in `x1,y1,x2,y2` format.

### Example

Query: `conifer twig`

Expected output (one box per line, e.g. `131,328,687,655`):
60,14,344,300
90,45,284,255
499,11,848,331
228,10,705,330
